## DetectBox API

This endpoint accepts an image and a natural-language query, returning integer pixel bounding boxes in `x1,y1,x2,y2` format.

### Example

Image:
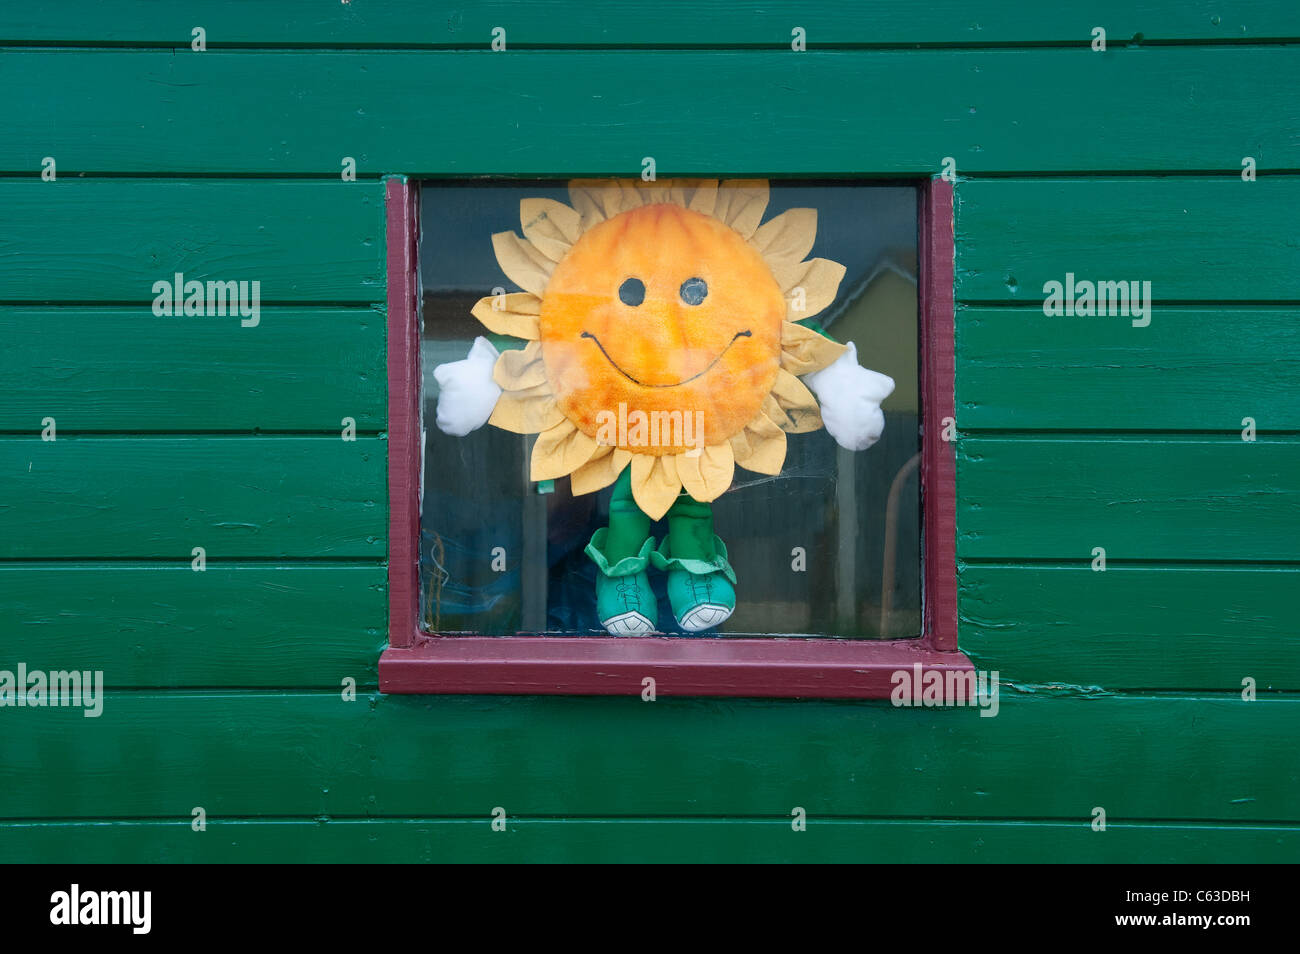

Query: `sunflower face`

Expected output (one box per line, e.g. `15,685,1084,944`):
539,203,787,455
475,178,850,520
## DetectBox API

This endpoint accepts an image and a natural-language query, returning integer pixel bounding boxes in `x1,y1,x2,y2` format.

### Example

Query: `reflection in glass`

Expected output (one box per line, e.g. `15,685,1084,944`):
419,180,920,639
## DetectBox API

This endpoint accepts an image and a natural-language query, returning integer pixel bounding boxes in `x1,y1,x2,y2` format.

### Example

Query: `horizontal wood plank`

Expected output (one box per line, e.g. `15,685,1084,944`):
0,817,1293,864
961,565,1300,689
0,691,1293,822
0,437,386,559
3,48,1297,174
957,438,1300,561
2,1,1295,47
11,560,1289,691
0,565,385,687
0,306,385,432
0,179,383,303
957,306,1300,430
956,177,1300,302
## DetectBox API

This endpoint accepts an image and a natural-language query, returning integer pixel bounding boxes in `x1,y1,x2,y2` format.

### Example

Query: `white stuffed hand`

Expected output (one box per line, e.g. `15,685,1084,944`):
433,336,502,436
803,342,896,451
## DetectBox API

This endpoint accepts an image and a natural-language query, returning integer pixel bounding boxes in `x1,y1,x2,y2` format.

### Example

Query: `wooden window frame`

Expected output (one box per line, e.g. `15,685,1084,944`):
379,176,972,698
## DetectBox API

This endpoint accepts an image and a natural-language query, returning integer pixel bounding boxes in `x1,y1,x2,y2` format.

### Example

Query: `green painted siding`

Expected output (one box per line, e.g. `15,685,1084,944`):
1,2,1297,863
5,48,1297,174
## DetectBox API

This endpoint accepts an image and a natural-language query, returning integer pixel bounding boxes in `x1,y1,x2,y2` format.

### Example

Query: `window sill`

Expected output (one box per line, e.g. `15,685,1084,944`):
379,636,974,699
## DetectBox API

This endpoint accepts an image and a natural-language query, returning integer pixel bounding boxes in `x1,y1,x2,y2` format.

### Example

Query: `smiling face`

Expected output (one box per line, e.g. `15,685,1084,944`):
474,178,849,519
539,203,787,454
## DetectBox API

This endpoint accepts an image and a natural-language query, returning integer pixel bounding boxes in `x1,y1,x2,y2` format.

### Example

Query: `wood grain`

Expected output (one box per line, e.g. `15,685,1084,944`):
385,179,420,650
0,564,386,687
4,48,1297,174
961,564,1300,688
0,437,386,559
0,306,385,432
955,177,1300,302
1,818,1294,864
0,179,383,303
958,437,1300,561
958,306,1300,430
0,691,1293,822
2,1,1295,46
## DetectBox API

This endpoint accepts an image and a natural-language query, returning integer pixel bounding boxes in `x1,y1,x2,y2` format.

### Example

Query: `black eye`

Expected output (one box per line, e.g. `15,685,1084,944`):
680,277,708,306
619,277,645,307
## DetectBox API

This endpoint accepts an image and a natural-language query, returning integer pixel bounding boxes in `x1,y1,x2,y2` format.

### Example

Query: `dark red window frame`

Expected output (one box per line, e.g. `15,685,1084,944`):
378,177,972,698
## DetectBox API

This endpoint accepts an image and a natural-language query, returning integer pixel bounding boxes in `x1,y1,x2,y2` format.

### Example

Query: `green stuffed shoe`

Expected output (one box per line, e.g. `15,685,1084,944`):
585,529,658,637
650,535,737,633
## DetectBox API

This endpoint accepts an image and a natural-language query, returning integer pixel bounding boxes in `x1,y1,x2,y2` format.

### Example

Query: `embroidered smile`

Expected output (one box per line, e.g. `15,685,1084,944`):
580,330,753,388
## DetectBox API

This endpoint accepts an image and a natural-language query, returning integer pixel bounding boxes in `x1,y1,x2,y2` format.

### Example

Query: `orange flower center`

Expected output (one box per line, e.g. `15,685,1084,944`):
539,203,786,455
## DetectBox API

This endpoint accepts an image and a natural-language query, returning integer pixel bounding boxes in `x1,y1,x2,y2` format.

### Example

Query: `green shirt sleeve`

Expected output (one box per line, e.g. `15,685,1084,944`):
794,317,841,345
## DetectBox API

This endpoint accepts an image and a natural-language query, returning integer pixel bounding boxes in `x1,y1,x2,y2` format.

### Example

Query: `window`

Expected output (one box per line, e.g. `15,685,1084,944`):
380,177,969,698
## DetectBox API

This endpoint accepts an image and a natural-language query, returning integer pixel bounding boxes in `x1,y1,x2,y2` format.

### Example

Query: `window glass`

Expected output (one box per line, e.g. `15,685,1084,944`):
419,179,919,638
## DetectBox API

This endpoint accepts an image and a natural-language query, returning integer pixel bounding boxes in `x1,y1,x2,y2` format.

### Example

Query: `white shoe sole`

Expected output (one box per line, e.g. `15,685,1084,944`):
678,604,733,632
601,612,656,636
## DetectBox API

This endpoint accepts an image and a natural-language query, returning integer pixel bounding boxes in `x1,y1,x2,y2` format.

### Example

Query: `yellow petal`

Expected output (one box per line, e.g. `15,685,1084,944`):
488,382,564,434
634,178,725,216
770,369,823,433
613,179,646,215
666,181,692,207
567,179,610,230
675,443,736,502
729,412,788,475
713,180,769,239
686,179,720,216
530,420,600,482
750,208,818,270
520,198,583,262
568,179,644,222
633,178,683,207
470,293,541,340
780,320,848,375
670,181,702,207
630,453,682,521
570,446,633,496
761,393,796,432
493,341,548,390
491,231,555,297
771,257,846,319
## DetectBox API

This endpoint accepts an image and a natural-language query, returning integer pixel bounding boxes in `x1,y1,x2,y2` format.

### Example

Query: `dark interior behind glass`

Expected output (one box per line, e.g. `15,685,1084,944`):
419,180,920,638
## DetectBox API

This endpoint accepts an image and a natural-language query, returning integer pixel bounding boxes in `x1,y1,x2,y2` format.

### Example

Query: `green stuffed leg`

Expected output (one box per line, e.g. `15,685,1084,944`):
585,469,736,636
653,490,737,633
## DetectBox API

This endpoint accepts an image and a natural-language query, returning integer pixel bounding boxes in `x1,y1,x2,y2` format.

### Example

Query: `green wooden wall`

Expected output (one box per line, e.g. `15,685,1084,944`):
2,2,1298,862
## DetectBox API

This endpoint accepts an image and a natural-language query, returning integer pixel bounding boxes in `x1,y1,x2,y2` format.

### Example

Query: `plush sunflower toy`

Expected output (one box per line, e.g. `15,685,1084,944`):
435,178,895,636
